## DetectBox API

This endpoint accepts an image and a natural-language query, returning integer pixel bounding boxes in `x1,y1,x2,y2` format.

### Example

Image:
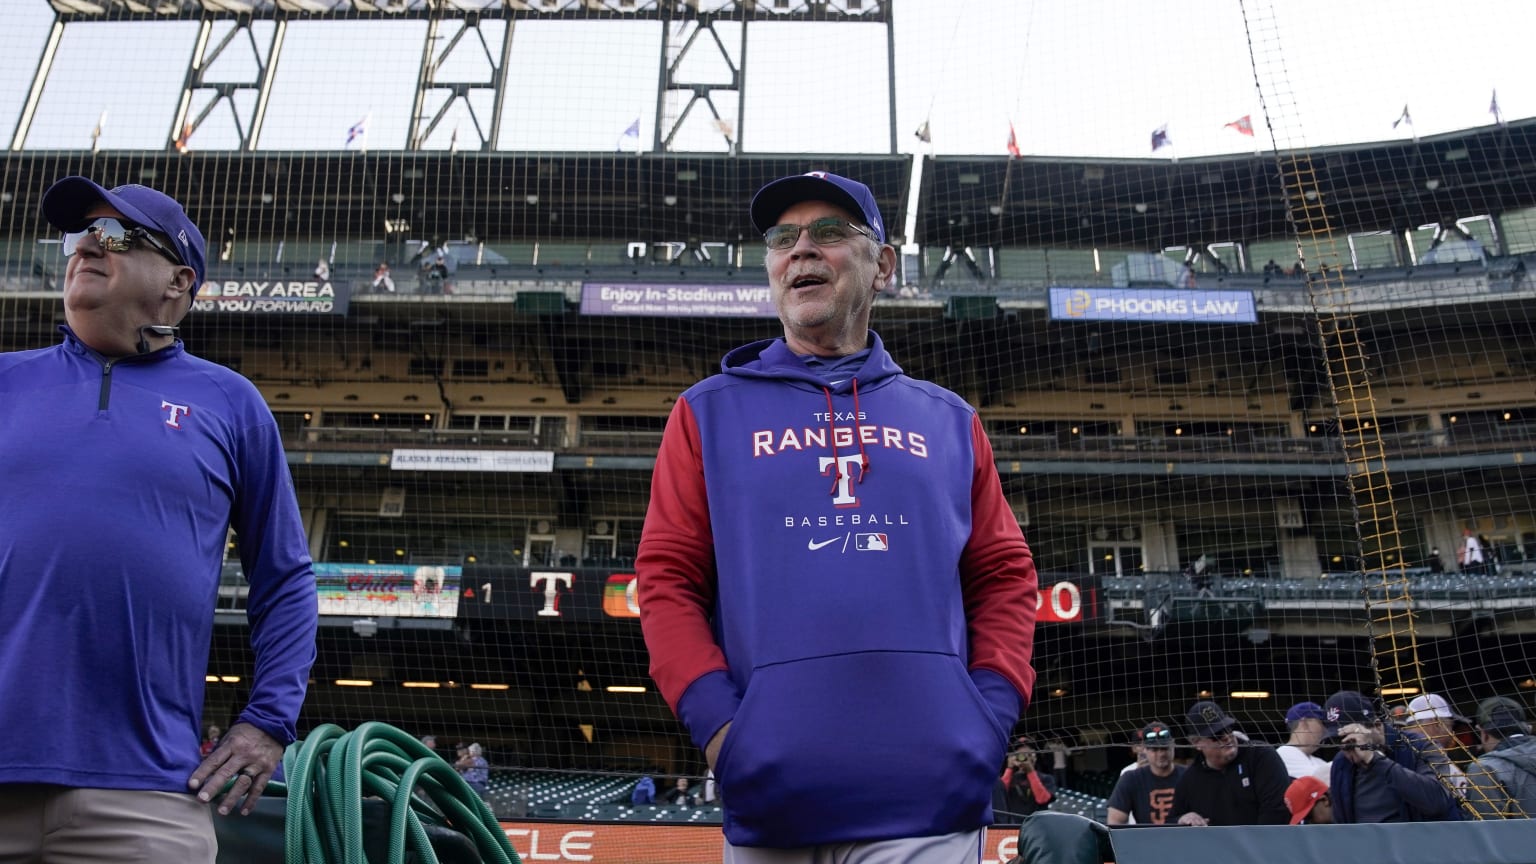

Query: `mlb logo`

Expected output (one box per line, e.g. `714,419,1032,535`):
854,533,888,551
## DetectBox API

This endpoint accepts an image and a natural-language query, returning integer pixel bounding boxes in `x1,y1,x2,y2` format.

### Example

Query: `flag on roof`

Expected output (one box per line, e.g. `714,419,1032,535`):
345,115,368,149
1392,104,1412,129
616,117,640,152
1151,124,1171,152
90,110,106,154
1007,122,1021,158
1224,115,1254,136
914,120,931,144
174,122,193,155
1490,89,1505,127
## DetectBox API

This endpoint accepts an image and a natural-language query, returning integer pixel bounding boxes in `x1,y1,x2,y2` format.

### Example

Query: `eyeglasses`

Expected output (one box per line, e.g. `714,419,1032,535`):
63,217,183,267
764,217,874,251
1142,729,1174,743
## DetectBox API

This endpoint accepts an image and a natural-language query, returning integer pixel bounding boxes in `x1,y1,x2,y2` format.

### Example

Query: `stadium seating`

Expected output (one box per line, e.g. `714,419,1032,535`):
484,770,722,822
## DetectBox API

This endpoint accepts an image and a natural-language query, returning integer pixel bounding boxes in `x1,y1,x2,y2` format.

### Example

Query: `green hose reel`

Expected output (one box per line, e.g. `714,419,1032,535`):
268,721,522,864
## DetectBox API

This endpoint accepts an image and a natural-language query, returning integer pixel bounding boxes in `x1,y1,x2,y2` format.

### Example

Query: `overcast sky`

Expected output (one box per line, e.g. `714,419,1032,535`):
3,0,1532,158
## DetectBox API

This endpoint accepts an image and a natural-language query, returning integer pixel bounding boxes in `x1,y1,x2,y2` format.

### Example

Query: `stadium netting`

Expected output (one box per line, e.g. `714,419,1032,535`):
4,1,1536,857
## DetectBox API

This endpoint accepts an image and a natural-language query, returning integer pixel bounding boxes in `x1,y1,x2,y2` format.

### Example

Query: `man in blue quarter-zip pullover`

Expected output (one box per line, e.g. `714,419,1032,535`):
638,171,1039,862
0,177,318,861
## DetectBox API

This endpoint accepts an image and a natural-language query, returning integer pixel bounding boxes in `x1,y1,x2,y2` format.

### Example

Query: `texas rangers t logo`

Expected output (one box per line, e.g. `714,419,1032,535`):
819,453,866,506
161,400,191,429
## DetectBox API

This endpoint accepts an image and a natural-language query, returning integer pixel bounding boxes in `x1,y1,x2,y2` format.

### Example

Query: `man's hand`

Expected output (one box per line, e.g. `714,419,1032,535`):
188,722,284,815
704,721,732,775
1339,723,1383,768
1177,811,1210,826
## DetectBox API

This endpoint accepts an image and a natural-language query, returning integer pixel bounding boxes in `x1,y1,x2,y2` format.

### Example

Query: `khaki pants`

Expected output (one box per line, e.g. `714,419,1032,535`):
724,828,983,864
0,785,216,864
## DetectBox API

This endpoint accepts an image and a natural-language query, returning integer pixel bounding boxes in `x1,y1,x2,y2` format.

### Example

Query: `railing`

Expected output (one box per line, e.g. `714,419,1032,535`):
2,253,1529,298
278,425,1536,459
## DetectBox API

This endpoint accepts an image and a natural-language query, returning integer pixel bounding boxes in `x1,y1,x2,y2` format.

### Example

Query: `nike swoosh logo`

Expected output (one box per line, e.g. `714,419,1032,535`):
807,537,841,551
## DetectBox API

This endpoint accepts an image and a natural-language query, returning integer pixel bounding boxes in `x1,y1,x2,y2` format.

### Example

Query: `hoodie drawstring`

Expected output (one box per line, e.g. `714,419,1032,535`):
822,380,871,497
851,377,870,482
823,387,841,495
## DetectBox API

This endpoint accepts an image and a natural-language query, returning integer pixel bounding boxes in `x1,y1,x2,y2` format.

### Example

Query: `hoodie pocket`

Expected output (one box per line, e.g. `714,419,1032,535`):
714,650,1007,847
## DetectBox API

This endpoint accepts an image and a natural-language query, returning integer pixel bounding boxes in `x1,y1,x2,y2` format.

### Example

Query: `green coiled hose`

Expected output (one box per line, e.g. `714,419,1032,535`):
270,721,521,864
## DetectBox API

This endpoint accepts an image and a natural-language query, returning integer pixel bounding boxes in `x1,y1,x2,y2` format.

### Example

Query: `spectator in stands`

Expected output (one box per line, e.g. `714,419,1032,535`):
632,775,656,806
1263,259,1284,279
1461,529,1489,575
1170,700,1290,825
1405,693,1469,754
372,261,396,293
1464,696,1536,818
1120,735,1149,778
313,257,330,282
200,725,222,759
993,734,1057,824
1324,690,1463,822
1277,702,1331,780
1480,534,1500,574
667,776,701,808
418,733,439,759
637,171,1037,859
1286,775,1333,824
1108,722,1185,825
0,177,318,861
455,743,490,799
1184,553,1213,594
1427,547,1446,574
1046,735,1072,790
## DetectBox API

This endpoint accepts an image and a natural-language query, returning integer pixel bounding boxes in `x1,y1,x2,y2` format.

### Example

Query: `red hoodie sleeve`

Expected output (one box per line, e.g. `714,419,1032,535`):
960,413,1038,713
636,398,730,715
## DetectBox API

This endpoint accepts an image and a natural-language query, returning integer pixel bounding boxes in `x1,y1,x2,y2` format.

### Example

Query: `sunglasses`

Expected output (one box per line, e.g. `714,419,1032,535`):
63,217,183,267
1142,729,1174,743
764,217,874,251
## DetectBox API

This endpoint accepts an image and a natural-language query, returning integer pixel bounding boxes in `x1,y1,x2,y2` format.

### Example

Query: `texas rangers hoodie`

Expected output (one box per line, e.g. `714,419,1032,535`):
638,331,1037,847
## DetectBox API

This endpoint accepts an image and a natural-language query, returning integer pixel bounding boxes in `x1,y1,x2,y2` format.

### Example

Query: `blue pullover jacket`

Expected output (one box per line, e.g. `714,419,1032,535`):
638,332,1037,847
0,328,317,792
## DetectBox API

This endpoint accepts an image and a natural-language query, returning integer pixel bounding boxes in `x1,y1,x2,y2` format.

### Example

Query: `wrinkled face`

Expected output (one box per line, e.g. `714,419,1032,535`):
1193,729,1238,769
764,199,888,353
63,203,185,330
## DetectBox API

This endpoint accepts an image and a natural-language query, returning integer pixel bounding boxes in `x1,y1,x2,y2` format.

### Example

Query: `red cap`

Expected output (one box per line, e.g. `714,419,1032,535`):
1285,775,1329,824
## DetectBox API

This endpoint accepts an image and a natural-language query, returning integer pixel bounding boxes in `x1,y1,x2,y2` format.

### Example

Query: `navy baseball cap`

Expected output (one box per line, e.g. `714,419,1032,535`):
1323,690,1379,735
1285,701,1326,725
1185,700,1237,739
43,176,207,298
750,171,887,244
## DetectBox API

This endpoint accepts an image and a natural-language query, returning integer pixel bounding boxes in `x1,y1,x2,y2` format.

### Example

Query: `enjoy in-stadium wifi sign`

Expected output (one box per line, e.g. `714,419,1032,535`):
580,283,777,317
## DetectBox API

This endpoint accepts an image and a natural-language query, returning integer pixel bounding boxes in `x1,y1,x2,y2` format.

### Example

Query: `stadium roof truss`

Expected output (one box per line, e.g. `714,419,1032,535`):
24,0,895,155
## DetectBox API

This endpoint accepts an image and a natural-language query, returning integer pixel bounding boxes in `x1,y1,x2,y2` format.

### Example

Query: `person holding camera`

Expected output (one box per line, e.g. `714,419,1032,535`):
1324,690,1463,822
992,735,1057,825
